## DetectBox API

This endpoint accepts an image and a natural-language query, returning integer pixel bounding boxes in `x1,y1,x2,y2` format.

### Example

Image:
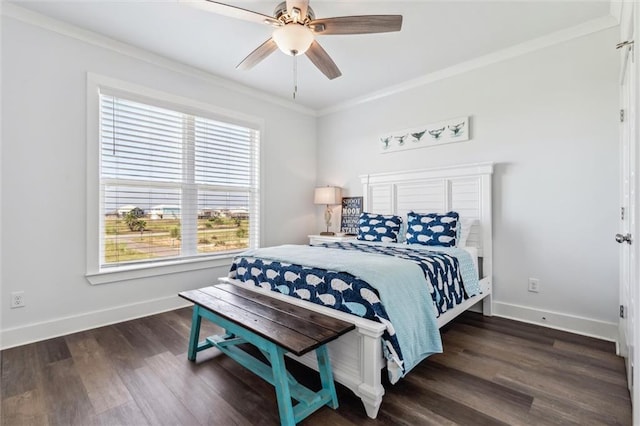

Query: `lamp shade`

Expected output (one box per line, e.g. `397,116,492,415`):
314,186,342,205
273,24,315,56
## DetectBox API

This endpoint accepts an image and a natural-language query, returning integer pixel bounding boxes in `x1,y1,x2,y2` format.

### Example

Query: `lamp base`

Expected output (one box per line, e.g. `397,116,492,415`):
320,231,335,236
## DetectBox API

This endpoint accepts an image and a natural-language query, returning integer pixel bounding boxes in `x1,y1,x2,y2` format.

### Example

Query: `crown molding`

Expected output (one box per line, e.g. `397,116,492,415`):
2,3,619,118
1,3,317,117
318,14,619,116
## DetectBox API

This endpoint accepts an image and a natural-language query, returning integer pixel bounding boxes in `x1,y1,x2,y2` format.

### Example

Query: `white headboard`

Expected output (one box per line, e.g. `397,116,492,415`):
360,162,493,278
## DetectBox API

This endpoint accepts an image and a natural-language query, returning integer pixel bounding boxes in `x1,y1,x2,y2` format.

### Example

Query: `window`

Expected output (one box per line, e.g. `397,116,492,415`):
97,90,260,272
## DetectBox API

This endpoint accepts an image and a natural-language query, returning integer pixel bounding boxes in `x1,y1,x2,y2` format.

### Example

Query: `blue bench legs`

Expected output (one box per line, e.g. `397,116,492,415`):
187,305,339,426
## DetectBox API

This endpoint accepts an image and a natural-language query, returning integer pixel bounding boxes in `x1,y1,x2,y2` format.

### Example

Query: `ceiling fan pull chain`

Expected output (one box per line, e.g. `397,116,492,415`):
293,54,298,100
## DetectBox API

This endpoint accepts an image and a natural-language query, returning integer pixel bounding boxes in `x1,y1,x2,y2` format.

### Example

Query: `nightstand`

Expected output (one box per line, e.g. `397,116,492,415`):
308,234,357,245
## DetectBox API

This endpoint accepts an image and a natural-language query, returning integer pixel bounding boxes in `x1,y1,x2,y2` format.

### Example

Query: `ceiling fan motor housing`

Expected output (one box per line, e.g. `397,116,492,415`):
273,1,315,24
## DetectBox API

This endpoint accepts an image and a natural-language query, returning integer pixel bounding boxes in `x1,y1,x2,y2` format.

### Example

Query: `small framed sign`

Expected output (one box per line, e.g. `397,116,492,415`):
340,196,363,235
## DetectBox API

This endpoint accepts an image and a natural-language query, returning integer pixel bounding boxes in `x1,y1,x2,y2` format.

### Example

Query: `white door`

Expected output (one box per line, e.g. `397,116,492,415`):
618,0,637,398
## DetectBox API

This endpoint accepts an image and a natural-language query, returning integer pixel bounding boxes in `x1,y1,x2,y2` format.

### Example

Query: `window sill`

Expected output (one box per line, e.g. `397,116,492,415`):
86,255,234,285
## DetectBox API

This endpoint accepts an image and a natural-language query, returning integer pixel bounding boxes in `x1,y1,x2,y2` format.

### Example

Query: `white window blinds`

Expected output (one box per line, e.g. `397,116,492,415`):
99,93,260,268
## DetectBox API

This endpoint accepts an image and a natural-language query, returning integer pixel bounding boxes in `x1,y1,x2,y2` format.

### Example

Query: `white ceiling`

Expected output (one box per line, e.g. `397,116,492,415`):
9,1,613,111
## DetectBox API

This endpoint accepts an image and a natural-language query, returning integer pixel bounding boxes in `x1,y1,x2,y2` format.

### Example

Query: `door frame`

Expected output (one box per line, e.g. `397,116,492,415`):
634,0,640,419
626,2,640,422
616,1,639,420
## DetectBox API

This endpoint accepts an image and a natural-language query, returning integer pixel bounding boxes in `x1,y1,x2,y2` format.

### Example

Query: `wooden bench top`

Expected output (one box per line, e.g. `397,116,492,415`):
179,284,355,356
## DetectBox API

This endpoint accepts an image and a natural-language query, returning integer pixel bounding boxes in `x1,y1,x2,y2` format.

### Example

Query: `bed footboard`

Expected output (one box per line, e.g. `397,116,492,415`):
217,275,493,419
357,326,386,418
288,321,386,418
219,277,387,418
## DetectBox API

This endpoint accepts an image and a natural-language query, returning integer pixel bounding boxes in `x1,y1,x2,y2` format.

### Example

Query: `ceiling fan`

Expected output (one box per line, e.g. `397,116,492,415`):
183,0,403,80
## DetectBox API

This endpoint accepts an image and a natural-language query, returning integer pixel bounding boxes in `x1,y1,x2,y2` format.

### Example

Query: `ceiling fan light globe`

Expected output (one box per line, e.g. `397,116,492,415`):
273,24,314,56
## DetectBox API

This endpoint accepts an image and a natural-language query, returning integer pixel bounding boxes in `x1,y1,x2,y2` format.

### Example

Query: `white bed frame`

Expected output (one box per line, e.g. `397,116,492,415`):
220,162,493,418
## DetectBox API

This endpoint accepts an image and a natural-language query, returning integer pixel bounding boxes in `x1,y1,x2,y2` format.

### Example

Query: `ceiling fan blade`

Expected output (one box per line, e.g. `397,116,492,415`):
236,38,278,70
286,0,309,22
309,15,402,35
305,41,341,80
180,0,281,26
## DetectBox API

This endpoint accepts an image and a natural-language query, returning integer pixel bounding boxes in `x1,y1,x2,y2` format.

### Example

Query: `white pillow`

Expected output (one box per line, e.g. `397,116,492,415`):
457,218,478,247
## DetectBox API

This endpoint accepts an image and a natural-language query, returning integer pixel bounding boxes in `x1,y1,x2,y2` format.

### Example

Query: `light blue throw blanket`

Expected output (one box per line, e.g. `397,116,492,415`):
240,244,443,376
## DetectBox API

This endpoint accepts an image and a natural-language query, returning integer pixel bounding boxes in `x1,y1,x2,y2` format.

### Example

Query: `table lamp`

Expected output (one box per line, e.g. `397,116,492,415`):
314,186,342,235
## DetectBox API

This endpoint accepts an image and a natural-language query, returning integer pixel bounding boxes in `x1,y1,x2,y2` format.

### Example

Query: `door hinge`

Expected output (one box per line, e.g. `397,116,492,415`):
620,304,625,318
622,207,626,220
621,109,626,123
617,40,635,50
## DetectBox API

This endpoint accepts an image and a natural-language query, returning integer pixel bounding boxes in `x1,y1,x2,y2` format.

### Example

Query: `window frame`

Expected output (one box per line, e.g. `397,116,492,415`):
86,73,264,284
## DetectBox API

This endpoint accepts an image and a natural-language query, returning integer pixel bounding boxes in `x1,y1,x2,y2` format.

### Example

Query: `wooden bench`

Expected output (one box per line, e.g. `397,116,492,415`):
179,284,355,426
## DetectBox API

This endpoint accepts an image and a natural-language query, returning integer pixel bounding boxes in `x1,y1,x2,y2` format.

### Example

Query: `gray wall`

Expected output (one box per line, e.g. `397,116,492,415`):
317,28,620,335
1,14,317,347
0,12,621,346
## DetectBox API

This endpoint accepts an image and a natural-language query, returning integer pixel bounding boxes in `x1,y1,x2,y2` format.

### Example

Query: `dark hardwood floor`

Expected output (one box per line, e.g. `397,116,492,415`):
1,308,631,425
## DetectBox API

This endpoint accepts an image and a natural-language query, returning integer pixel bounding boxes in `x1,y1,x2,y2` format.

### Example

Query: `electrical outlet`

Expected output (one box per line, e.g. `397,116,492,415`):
528,278,540,293
10,291,25,308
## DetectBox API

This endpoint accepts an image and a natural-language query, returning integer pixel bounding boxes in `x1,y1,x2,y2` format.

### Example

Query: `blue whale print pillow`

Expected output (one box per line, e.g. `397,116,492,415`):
356,212,402,243
406,211,459,247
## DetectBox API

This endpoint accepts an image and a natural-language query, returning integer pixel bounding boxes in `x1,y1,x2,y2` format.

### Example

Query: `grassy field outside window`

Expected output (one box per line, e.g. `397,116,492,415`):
104,216,249,263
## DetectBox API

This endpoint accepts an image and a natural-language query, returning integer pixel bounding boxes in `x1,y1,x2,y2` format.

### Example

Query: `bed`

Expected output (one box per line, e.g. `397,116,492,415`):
219,162,493,418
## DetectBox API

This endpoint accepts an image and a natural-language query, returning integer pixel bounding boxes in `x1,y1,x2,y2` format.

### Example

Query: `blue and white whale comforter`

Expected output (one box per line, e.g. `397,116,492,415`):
228,241,479,383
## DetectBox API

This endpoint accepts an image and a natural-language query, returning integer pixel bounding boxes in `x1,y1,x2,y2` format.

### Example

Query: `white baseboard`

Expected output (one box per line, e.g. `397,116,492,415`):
0,295,191,350
492,301,618,342
1,298,618,350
